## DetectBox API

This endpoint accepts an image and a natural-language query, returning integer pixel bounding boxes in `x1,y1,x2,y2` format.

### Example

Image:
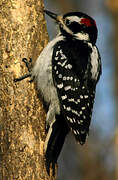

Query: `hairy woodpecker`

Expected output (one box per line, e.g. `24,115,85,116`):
32,9,102,174
15,10,102,174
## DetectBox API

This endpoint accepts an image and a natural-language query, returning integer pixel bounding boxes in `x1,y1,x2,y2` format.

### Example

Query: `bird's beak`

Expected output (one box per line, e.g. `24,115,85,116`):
44,10,58,21
44,9,64,26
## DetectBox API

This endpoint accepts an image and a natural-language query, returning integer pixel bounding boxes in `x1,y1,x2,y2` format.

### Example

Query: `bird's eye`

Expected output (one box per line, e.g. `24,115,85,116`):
65,19,71,26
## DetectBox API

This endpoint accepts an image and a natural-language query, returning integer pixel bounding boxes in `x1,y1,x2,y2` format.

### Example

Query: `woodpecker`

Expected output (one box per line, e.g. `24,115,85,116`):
14,10,102,175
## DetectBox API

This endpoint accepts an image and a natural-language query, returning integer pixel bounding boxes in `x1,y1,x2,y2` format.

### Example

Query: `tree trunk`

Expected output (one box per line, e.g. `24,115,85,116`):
0,0,55,179
107,0,118,179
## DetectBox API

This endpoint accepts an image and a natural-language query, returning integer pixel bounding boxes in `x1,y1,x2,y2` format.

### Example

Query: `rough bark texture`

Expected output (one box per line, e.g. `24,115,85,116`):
0,0,55,179
107,0,118,179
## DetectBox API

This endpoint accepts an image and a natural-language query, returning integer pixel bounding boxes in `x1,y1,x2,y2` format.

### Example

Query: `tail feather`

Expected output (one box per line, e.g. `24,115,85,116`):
44,114,69,175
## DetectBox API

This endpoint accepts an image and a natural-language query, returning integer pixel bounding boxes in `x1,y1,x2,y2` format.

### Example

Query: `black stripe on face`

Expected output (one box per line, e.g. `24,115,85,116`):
66,22,83,34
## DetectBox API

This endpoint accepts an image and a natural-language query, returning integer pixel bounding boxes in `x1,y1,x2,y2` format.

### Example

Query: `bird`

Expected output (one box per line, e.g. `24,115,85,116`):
14,9,102,175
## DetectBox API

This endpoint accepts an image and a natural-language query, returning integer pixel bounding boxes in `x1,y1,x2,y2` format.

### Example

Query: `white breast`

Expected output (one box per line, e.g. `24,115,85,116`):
32,35,64,114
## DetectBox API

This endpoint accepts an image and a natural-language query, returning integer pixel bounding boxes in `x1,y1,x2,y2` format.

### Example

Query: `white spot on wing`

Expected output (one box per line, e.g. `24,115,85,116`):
78,121,80,124
70,77,73,80
65,64,72,69
54,66,57,70
80,120,83,123
57,83,63,89
63,76,67,80
59,49,63,54
73,130,77,135
57,60,67,67
80,95,83,99
67,117,73,123
73,118,76,123
79,111,83,115
55,57,58,60
61,54,66,60
68,98,74,102
72,109,80,116
58,74,62,78
68,98,79,105
56,70,59,74
67,107,71,111
61,95,67,100
63,105,66,109
64,86,71,91
56,51,59,56
84,95,88,98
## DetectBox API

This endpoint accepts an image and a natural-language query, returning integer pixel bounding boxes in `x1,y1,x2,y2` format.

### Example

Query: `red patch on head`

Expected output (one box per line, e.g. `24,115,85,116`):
80,18,96,27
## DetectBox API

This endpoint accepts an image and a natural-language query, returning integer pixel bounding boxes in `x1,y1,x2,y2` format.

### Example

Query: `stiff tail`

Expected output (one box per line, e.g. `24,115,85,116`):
44,114,69,175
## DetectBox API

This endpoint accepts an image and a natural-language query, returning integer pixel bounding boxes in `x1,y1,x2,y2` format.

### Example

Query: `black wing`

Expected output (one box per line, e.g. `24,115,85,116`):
52,40,99,145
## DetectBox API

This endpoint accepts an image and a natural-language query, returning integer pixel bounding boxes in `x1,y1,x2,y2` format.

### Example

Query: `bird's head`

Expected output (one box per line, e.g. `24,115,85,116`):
44,10,98,44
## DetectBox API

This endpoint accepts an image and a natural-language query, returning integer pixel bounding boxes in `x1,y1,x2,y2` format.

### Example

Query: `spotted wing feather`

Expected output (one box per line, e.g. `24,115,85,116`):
52,40,98,145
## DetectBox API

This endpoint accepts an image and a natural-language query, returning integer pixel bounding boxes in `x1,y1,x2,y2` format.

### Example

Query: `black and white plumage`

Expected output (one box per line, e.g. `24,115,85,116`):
32,10,102,174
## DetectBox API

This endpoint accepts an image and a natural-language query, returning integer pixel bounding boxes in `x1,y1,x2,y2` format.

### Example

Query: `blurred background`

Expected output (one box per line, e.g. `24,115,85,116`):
44,0,118,179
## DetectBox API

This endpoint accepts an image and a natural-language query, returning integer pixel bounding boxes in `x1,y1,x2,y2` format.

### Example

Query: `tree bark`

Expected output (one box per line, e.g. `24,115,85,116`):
0,0,55,179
